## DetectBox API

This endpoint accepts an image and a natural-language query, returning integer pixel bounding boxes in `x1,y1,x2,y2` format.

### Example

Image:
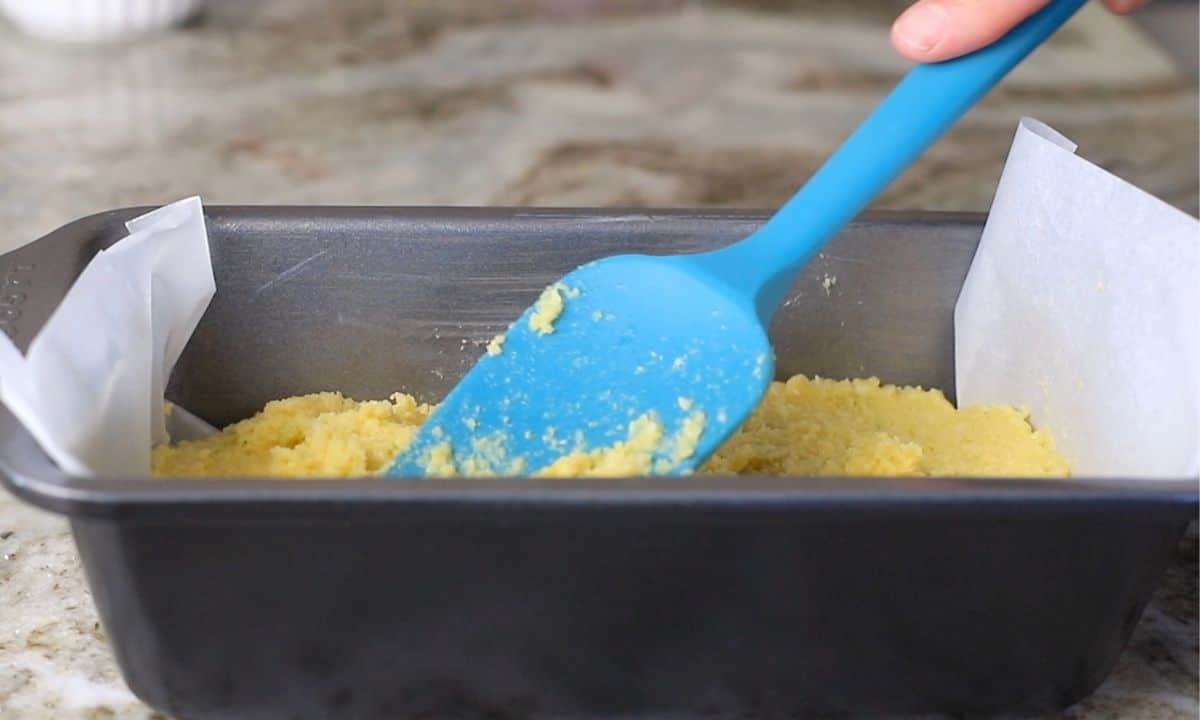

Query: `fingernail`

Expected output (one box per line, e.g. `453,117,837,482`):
1106,0,1140,14
894,2,950,53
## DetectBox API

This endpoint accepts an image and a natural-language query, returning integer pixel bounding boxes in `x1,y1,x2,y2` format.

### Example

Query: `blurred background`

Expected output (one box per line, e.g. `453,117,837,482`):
0,2,1196,718
0,0,1195,256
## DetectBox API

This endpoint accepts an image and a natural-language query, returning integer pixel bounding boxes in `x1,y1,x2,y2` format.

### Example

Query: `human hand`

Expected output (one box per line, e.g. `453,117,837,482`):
891,0,1152,62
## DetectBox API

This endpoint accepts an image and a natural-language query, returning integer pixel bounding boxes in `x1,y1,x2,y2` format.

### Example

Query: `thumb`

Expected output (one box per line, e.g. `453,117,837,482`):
892,0,1052,62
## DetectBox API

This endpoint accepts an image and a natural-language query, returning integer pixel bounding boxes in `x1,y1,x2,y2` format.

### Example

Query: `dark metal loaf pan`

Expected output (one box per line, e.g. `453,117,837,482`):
0,207,1194,720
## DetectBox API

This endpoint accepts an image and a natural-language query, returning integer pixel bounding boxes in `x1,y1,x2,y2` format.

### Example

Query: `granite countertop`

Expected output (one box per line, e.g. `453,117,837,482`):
0,1,1196,718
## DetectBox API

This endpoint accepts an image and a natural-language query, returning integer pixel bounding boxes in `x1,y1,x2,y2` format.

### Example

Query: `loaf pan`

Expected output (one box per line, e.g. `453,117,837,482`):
0,207,1194,719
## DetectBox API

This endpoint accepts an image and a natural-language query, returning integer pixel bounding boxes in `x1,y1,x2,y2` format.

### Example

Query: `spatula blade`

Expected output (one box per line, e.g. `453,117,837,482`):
387,254,773,477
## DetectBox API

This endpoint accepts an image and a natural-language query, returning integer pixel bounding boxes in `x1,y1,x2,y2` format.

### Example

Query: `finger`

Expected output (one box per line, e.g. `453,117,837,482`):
1103,0,1152,14
891,0,1052,63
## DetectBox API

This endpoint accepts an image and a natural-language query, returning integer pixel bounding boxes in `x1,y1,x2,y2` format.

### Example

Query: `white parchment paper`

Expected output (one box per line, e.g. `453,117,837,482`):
0,197,214,476
956,118,1199,479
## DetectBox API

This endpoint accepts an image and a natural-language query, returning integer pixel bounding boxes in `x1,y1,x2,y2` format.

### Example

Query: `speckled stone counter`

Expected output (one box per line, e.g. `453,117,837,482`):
0,1,1196,718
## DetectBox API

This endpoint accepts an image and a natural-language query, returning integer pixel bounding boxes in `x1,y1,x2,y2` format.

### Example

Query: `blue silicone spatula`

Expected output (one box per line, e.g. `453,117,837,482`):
389,0,1085,478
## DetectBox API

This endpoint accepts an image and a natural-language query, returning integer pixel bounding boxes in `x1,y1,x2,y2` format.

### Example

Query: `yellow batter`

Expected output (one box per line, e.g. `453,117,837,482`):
528,282,578,335
152,374,1068,478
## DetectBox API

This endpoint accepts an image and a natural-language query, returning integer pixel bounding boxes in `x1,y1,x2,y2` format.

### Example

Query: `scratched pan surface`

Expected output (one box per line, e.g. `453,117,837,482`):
0,207,1194,720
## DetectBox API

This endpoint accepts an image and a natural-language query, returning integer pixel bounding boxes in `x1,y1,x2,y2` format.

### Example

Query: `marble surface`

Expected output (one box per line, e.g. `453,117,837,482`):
0,1,1196,718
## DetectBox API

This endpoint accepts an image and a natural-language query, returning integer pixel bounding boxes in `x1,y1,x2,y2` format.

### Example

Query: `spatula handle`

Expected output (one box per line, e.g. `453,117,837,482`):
711,0,1087,321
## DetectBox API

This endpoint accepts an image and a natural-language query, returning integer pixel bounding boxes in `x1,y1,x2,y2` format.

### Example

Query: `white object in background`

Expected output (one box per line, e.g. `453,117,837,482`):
0,0,201,44
956,118,1199,480
0,197,215,476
